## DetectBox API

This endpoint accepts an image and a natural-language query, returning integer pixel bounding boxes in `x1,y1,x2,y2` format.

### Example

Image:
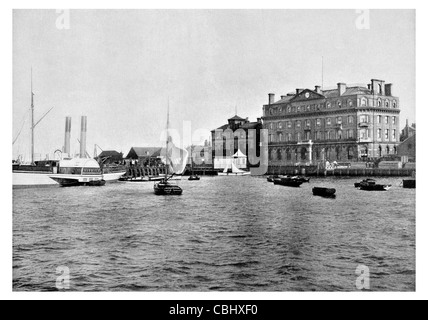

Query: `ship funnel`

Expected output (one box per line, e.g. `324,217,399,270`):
80,116,87,158
64,116,71,157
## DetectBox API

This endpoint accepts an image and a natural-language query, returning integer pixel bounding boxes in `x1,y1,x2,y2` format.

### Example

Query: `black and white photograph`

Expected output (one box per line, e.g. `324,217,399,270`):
4,3,427,301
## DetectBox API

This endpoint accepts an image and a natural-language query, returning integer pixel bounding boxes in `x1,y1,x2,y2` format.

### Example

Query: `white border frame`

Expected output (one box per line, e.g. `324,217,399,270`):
2,0,426,300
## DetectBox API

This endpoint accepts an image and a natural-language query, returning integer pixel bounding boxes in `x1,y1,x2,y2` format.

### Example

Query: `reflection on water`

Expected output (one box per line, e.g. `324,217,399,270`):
13,176,415,291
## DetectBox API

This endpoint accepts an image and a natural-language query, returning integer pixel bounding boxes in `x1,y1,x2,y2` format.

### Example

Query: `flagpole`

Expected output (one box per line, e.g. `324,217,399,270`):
165,98,170,180
31,67,35,165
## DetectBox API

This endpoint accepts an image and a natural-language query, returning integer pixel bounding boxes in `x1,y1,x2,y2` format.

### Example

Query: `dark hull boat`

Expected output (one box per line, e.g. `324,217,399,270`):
313,187,336,198
188,175,200,181
273,178,303,188
267,175,278,182
154,181,183,195
293,176,310,183
359,181,392,191
403,179,416,189
354,179,376,188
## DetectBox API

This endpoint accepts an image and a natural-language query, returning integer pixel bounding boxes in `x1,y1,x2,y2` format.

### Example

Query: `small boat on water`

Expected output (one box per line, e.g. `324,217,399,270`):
188,175,201,181
403,179,416,189
354,179,376,188
291,176,310,183
267,175,278,182
154,178,184,195
218,163,251,176
273,177,303,188
359,179,392,191
313,187,336,198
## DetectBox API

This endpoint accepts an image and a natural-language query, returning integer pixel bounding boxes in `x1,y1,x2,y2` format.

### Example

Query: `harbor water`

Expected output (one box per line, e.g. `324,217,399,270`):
13,177,415,291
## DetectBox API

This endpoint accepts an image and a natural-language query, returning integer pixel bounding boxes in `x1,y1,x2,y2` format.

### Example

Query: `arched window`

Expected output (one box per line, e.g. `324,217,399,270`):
301,147,307,161
286,148,291,161
386,146,390,155
277,149,282,161
347,147,354,160
385,100,390,108
378,99,382,107
337,100,342,108
378,146,382,157
361,98,367,106
336,146,341,161
378,84,382,95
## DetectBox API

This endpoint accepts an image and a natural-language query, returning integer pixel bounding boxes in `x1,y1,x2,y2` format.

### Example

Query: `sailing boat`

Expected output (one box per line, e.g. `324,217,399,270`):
154,102,189,195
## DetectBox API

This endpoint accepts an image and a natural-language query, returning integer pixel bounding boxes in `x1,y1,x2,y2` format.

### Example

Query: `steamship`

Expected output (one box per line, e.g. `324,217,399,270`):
13,83,125,188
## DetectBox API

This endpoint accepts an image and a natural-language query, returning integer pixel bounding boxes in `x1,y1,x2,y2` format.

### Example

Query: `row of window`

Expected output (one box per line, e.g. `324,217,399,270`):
268,116,354,131
269,128,398,143
59,167,102,175
269,130,355,143
360,115,397,125
268,115,398,131
269,145,398,162
267,98,398,116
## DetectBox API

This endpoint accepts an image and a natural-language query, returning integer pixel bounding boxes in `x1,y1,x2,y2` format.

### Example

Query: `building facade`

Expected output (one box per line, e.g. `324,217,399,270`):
211,115,263,169
262,79,401,166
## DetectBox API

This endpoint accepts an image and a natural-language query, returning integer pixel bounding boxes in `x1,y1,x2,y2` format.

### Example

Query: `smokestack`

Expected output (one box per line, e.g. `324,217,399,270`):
80,116,87,158
268,93,275,105
64,117,71,157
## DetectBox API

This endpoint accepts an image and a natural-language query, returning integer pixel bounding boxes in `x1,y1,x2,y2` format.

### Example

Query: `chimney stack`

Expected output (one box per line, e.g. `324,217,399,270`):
338,83,347,96
80,116,87,158
281,95,287,100
371,79,385,95
315,86,321,94
64,117,71,157
385,83,393,96
268,93,275,105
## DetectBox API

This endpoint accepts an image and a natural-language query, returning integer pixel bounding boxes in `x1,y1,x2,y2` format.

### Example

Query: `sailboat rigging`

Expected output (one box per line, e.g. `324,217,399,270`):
154,100,189,195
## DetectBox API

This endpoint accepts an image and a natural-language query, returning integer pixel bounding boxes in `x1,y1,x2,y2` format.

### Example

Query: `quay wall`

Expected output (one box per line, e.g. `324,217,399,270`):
267,165,415,177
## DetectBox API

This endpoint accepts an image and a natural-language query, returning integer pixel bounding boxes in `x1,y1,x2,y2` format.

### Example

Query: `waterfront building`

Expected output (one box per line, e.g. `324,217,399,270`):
262,79,401,165
398,134,416,163
211,115,263,169
125,147,163,165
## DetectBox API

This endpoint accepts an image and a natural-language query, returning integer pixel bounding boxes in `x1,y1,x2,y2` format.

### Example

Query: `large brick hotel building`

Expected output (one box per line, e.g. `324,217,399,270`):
262,79,401,165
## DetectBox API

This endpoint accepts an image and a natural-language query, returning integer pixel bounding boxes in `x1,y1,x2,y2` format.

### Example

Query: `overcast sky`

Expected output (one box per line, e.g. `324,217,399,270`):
13,9,415,160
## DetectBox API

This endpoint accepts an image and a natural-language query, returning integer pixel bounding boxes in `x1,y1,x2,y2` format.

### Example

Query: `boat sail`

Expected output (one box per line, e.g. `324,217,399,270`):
154,102,189,195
